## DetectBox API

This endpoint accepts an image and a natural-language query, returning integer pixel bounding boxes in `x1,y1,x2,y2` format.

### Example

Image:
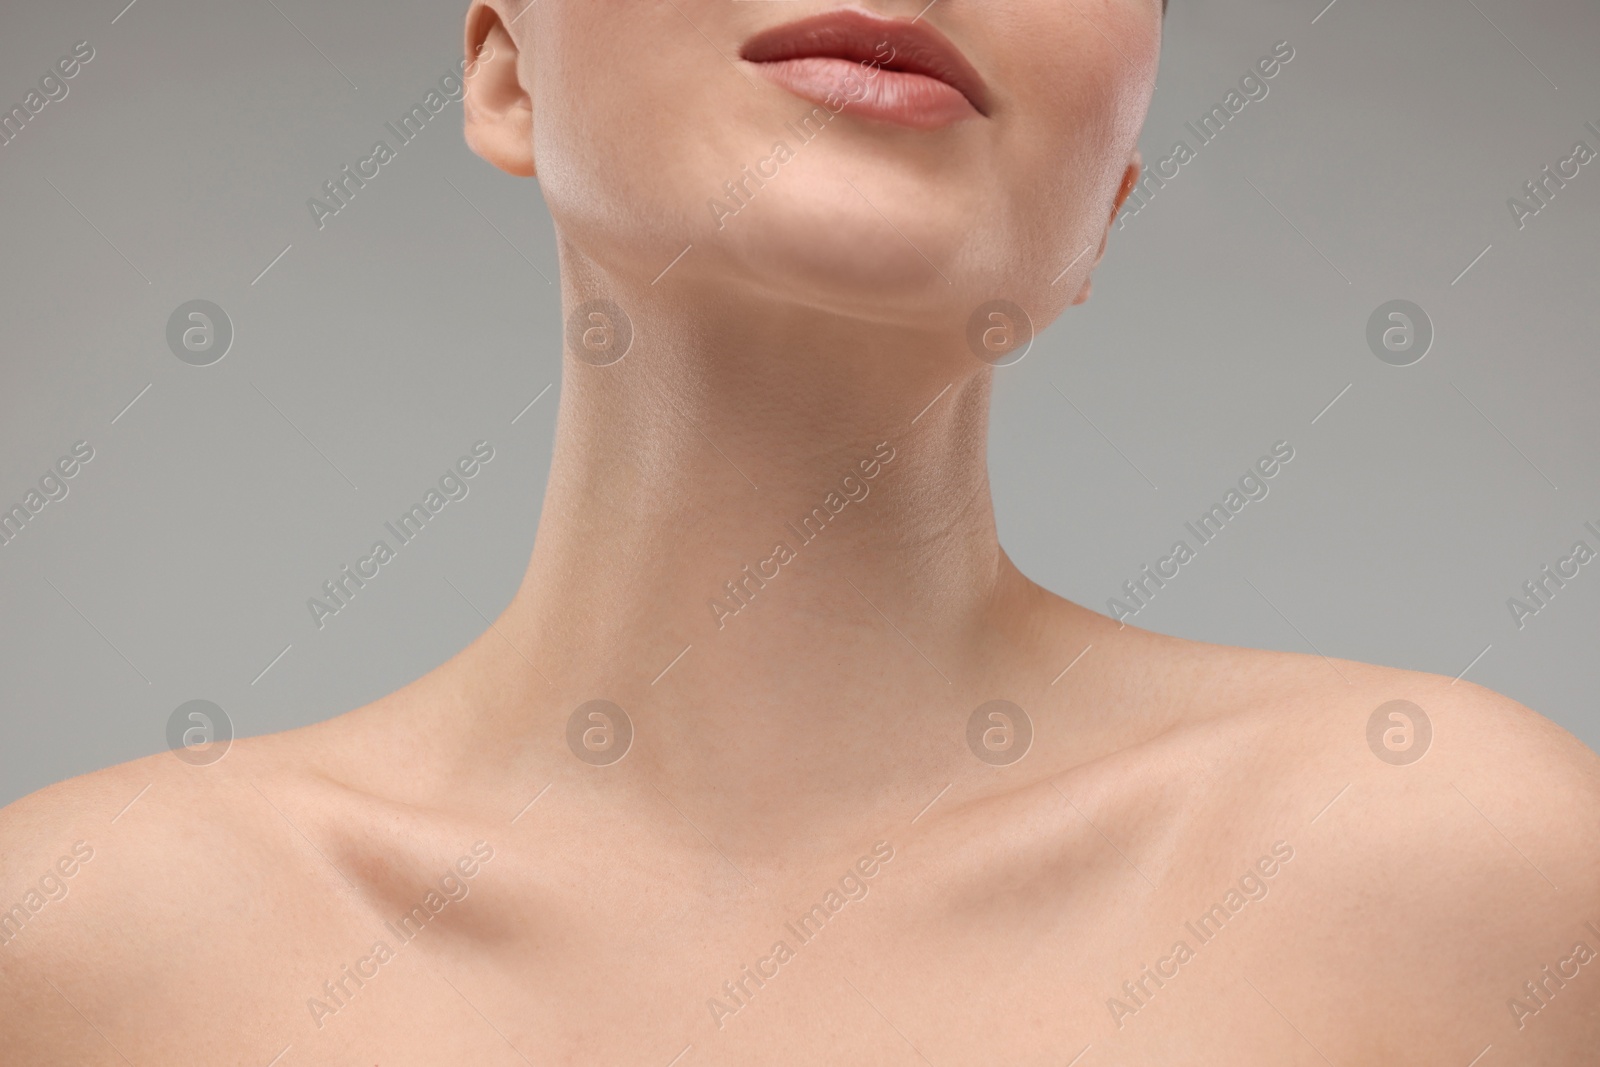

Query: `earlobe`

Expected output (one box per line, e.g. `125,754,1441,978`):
463,1,535,177
1112,154,1143,220
1073,156,1143,306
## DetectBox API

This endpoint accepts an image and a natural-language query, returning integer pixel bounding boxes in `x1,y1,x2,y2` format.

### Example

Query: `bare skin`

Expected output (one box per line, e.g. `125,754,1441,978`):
3,0,1599,1064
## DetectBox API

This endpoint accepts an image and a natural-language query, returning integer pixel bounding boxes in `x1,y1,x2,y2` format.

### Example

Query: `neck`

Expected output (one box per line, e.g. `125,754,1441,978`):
435,251,1080,849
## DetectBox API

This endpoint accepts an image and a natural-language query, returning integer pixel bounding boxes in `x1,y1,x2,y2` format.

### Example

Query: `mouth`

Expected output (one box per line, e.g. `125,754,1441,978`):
739,8,991,130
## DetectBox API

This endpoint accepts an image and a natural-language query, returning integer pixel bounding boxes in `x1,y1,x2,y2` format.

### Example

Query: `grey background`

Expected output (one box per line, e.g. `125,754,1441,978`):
1,0,1596,807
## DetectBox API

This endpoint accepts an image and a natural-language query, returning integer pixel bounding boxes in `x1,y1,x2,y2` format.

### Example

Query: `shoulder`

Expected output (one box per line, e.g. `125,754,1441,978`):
0,739,288,946
1170,639,1600,1060
1165,637,1600,902
0,710,517,1062
0,730,366,1062
1188,641,1600,851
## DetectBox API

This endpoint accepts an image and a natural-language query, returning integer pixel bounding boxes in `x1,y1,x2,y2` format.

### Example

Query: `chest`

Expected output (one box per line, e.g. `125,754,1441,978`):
243,834,1344,1067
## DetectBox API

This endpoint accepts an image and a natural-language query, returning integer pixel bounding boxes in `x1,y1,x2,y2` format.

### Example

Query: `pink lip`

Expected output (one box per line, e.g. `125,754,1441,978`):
739,9,990,130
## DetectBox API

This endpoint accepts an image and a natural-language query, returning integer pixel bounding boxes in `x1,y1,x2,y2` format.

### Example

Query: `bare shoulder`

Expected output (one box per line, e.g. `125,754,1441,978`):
0,699,504,1049
0,746,249,939
1161,635,1600,1059
0,723,409,1063
0,739,294,931
1189,639,1600,847
0,726,341,900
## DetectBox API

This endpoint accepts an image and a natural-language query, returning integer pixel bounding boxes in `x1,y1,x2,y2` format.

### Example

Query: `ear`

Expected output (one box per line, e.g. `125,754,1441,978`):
463,0,535,177
1070,152,1143,307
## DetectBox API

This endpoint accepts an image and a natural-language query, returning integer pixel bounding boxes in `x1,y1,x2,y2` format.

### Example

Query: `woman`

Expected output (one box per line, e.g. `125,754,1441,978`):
3,0,1597,1063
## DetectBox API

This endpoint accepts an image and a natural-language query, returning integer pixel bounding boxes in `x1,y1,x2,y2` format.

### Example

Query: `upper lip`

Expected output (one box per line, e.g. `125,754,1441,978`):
739,8,991,116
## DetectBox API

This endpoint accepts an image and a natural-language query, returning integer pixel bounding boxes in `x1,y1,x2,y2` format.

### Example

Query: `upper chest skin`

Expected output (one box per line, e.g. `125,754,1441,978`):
28,726,1502,1067
16,658,1598,1067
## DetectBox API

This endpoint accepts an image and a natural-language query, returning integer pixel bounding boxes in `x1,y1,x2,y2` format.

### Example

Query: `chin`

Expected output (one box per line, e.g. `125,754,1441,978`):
542,116,1089,338
715,198,964,312
667,171,1056,336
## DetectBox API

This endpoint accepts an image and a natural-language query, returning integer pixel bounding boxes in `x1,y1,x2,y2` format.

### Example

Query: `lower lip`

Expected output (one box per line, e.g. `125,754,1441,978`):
748,57,979,130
